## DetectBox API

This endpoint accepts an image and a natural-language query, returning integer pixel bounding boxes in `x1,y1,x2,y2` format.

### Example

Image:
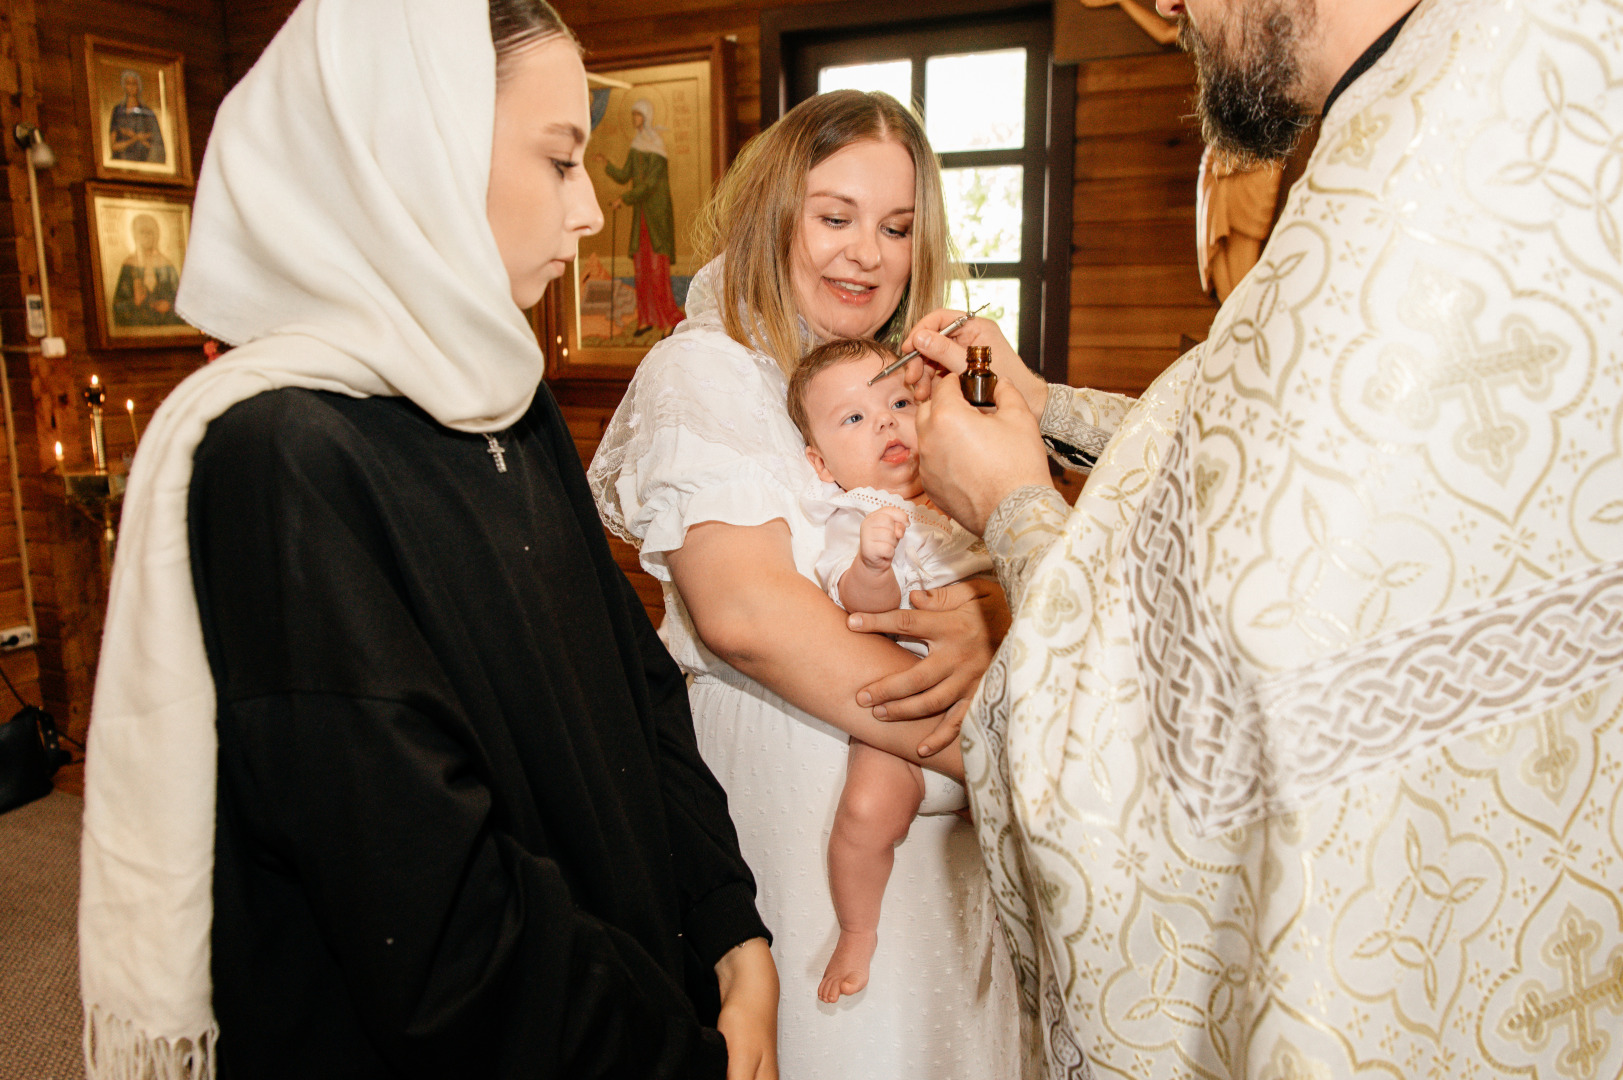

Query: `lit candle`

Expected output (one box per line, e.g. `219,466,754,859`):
54,440,63,474
126,399,140,447
83,375,107,474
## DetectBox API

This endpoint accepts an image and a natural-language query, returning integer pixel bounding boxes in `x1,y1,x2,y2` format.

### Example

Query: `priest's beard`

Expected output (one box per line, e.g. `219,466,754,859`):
1180,0,1316,165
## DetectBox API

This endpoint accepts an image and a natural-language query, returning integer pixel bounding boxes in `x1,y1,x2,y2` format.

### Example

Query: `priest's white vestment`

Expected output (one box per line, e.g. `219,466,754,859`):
970,1,1623,1076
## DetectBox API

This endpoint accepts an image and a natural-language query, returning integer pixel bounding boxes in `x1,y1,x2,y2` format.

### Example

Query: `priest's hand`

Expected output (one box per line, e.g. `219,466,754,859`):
914,369,1052,537
715,937,779,1080
847,579,1009,725
900,309,1048,417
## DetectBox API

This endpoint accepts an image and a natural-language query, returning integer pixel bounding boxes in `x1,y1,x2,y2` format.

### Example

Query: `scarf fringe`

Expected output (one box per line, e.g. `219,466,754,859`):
85,1005,217,1080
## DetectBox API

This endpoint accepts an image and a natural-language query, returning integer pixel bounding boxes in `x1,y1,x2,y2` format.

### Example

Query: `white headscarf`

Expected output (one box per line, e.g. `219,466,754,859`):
628,97,668,157
78,0,548,1075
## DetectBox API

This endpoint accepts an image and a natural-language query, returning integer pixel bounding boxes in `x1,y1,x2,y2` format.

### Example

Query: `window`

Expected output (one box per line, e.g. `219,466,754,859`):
776,9,1073,380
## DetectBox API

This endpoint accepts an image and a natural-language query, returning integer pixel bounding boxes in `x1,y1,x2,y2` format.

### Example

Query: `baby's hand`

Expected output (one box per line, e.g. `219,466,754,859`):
858,507,909,572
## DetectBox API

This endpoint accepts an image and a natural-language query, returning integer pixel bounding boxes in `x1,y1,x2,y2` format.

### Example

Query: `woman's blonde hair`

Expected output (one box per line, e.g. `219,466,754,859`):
693,90,959,375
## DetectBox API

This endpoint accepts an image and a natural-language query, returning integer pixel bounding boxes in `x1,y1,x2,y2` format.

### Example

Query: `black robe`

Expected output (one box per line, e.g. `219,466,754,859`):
188,384,768,1079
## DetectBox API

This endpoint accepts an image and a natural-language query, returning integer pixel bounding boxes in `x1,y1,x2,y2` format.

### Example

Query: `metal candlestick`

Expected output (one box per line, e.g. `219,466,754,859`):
58,375,125,574
81,375,106,474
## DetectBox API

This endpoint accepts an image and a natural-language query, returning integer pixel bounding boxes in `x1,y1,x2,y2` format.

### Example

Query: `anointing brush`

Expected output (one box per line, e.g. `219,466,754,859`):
867,304,990,385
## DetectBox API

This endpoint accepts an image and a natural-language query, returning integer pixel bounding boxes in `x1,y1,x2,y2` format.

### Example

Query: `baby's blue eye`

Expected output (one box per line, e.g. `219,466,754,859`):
891,397,912,411
842,412,863,425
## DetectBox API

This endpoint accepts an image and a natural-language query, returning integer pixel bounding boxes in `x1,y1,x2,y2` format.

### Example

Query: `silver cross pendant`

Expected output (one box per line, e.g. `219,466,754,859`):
484,433,507,473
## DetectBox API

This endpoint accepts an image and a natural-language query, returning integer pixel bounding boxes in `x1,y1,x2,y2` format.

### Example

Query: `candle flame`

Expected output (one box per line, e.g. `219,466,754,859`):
126,399,135,412
54,441,62,460
90,375,99,387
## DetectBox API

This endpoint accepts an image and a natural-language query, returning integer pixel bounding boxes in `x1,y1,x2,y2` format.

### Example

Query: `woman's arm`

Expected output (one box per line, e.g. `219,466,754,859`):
667,518,965,780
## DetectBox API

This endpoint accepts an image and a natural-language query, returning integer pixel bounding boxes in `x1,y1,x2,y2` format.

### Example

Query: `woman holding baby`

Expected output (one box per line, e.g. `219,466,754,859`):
591,90,1054,1077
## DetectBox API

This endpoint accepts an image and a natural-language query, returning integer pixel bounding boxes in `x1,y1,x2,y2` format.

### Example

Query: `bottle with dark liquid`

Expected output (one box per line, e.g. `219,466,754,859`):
961,345,996,408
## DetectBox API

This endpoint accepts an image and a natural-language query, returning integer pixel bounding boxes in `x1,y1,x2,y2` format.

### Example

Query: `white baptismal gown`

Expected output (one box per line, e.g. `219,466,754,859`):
590,264,1025,1078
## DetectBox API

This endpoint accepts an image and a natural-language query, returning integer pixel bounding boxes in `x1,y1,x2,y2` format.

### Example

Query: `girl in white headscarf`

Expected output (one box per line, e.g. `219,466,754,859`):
78,2,777,1078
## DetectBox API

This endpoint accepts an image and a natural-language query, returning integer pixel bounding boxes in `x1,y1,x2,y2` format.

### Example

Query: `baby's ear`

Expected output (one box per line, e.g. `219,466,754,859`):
804,444,837,484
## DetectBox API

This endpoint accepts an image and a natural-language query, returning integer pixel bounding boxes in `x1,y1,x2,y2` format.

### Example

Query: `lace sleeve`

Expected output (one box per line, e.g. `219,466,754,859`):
587,326,814,580
1038,383,1137,472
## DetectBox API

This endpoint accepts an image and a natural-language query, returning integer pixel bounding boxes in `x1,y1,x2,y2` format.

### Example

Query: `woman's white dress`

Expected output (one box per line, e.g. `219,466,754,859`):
590,265,1023,1078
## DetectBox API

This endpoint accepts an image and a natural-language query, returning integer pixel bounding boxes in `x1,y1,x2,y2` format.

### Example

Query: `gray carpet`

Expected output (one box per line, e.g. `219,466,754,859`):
0,791,85,1080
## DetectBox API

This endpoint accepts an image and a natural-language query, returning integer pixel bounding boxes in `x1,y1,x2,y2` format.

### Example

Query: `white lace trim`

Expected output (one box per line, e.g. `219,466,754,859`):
587,260,815,548
800,481,957,534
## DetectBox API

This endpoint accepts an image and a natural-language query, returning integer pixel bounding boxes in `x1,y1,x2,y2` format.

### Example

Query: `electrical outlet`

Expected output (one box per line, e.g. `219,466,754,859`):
0,625,35,650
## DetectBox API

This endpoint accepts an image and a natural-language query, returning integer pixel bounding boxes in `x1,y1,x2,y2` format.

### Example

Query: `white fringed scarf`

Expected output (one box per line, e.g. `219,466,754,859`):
78,0,548,1074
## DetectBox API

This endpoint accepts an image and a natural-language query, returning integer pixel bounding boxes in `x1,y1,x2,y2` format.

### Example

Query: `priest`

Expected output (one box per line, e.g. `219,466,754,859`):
888,0,1623,1075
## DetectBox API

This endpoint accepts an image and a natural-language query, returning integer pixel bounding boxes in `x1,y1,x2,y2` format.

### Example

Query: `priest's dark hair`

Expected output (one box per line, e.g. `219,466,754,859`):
490,0,579,78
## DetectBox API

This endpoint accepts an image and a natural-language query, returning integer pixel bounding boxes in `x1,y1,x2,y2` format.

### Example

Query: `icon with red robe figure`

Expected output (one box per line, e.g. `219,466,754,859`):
591,99,685,340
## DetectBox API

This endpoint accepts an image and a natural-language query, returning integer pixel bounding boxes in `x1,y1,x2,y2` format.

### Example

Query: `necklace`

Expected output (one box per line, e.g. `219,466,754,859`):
484,433,507,473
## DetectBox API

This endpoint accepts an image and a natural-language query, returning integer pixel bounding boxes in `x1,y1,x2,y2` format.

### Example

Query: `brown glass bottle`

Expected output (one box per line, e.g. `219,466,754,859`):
961,345,996,408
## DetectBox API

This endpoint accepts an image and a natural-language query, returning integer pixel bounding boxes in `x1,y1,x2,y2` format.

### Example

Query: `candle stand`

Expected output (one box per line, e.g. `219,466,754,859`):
56,375,129,574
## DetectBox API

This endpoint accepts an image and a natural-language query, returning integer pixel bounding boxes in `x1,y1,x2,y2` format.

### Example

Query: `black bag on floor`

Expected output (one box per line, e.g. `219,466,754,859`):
0,705,71,814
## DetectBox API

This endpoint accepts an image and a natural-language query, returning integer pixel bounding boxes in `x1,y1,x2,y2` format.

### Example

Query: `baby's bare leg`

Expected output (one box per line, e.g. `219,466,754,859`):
819,738,926,1003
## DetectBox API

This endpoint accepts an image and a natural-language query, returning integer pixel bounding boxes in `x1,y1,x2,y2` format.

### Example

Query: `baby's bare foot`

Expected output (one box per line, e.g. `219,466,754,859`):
818,929,878,1003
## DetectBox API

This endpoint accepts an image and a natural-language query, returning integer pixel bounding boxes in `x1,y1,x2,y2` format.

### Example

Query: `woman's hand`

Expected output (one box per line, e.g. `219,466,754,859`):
915,370,1053,537
715,937,779,1080
900,309,1048,416
668,520,965,776
846,579,1010,727
917,692,974,758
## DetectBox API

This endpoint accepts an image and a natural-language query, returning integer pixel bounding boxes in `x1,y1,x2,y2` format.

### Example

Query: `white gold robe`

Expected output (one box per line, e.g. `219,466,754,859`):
969,1,1623,1075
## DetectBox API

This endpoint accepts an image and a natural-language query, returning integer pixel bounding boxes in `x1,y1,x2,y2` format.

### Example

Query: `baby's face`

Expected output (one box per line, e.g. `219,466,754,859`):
802,355,922,499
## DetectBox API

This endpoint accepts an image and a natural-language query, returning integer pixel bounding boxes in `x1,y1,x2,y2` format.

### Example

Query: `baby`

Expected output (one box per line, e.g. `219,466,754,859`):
787,337,991,1004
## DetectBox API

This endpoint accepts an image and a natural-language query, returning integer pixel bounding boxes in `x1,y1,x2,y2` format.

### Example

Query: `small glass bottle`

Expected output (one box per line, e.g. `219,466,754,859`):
961,345,996,408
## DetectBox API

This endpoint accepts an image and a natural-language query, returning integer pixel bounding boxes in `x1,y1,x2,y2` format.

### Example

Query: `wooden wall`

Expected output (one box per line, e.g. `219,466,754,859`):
1069,50,1216,393
1,0,1220,737
539,0,824,625
0,0,226,761
553,1,1217,402
551,2,1217,615
0,0,44,720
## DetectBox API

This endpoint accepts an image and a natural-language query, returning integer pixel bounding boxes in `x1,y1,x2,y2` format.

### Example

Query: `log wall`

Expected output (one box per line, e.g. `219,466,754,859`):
1069,50,1216,394
13,0,1221,727
0,0,226,763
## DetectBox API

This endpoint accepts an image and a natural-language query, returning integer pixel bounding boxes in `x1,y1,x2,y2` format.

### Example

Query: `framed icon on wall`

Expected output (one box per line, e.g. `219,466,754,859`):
77,36,193,186
538,40,732,381
82,183,203,349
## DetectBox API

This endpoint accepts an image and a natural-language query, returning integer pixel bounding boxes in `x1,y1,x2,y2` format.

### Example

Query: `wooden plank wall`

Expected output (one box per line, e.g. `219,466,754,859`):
553,4,1219,619
3,0,1220,727
221,0,299,83
551,2,1218,404
0,0,42,714
0,0,226,755
548,1,798,626
1069,51,1216,393
215,0,1220,628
